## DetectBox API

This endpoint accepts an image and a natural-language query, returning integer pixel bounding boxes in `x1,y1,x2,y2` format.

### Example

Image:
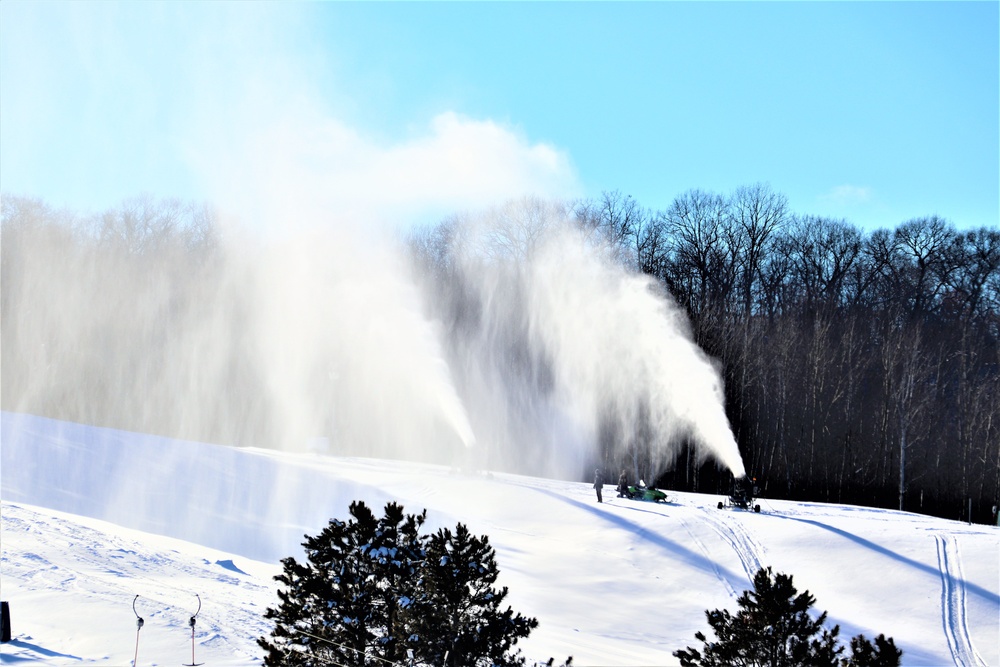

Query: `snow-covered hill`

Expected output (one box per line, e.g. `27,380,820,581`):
2,412,998,665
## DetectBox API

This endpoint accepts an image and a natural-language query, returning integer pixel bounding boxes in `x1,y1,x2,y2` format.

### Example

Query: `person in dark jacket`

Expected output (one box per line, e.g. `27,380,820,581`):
594,468,604,503
617,469,629,498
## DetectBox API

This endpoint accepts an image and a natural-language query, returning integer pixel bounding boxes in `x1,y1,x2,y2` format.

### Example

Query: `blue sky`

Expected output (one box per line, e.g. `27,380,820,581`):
2,1,997,231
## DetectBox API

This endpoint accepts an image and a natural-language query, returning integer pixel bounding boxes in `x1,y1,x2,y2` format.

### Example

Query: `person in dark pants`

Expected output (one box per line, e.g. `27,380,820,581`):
617,469,629,498
594,468,604,503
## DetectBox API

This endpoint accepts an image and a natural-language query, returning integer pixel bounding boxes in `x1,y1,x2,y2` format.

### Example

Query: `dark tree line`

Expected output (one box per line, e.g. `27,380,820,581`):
578,185,999,523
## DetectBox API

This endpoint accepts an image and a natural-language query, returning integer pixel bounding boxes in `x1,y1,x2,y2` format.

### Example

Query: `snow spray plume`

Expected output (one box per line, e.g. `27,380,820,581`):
409,198,746,479
2,192,743,499
0,195,474,462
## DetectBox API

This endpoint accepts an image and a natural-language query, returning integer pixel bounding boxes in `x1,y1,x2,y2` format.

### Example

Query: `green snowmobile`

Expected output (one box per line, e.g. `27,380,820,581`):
625,484,668,503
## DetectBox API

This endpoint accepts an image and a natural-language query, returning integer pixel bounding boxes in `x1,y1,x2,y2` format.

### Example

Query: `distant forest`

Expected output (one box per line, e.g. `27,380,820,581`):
3,186,998,524
567,185,999,524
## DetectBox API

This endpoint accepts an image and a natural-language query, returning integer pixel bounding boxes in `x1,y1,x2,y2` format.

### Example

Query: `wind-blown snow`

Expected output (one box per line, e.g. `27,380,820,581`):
1,412,998,665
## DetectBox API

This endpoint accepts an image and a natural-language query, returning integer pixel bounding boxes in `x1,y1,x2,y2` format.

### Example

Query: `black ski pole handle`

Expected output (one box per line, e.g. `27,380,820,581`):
189,593,201,628
133,595,144,630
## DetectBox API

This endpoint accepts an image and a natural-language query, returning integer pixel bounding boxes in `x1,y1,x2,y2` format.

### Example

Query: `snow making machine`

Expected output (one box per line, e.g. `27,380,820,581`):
718,476,761,513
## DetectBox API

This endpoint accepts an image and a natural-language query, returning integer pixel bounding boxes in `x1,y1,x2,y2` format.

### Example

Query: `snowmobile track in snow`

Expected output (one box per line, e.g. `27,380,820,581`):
675,514,739,598
696,505,765,584
934,534,987,667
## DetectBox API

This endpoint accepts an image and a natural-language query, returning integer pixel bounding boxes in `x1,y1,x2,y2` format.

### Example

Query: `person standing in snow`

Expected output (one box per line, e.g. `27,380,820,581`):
594,468,604,503
617,469,629,498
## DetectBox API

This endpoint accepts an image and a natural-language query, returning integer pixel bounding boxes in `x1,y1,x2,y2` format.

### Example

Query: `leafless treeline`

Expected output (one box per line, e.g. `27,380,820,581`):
3,188,998,523
573,185,999,523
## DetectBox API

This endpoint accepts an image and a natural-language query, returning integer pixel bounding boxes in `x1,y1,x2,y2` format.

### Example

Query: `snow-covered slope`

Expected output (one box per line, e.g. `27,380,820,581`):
2,412,998,666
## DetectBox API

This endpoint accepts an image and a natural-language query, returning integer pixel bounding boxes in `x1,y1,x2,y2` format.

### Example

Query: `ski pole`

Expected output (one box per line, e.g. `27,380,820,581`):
132,595,144,667
184,594,203,666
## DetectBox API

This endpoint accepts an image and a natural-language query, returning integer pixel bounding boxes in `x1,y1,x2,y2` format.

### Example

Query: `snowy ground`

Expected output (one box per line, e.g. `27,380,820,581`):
1,412,998,666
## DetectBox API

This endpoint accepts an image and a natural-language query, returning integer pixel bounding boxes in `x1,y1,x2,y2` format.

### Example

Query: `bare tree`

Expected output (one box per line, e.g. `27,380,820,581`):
635,212,670,280
757,233,794,320
590,190,647,268
729,183,789,316
894,216,955,318
944,228,1000,322
789,216,862,315
880,321,931,511
663,189,738,316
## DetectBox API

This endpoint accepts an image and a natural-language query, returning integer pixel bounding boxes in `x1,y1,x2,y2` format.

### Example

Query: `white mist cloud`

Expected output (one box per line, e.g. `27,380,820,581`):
819,184,874,207
188,106,580,231
385,112,577,215
144,3,582,231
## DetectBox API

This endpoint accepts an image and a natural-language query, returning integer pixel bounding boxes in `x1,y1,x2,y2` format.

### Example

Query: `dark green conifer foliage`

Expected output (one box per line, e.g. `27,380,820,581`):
258,501,537,667
674,567,901,667
409,523,538,666
258,501,426,666
847,634,903,667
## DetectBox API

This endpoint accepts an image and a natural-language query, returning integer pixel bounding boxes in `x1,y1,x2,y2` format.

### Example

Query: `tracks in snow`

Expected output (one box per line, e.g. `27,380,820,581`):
675,514,739,598
677,504,766,593
700,510,987,667
698,506,766,583
935,534,987,667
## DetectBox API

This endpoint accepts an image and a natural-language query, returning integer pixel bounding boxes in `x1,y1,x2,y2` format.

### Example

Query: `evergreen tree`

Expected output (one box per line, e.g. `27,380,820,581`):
846,634,902,667
258,501,537,667
674,567,901,667
409,523,538,666
258,501,426,666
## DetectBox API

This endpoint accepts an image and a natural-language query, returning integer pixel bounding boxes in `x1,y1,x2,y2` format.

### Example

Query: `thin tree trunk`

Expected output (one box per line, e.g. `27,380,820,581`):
898,417,907,512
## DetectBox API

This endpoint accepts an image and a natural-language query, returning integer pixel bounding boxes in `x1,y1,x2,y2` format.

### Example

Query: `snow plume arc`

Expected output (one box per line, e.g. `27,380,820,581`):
412,199,747,479
528,222,746,479
232,227,478,455
1,198,476,462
